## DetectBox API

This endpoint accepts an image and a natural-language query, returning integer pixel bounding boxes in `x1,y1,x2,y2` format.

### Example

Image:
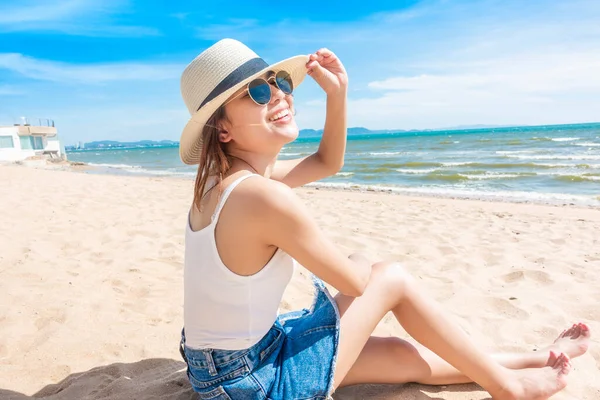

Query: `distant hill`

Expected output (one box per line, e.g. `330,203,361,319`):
299,127,374,137
439,124,517,130
68,122,599,150
66,140,179,150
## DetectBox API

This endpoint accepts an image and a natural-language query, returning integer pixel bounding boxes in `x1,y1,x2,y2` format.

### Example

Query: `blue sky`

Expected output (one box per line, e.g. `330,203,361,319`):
0,0,599,145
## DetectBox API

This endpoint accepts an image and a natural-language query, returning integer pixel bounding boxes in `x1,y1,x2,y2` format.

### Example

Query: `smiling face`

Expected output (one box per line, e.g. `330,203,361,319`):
218,71,299,155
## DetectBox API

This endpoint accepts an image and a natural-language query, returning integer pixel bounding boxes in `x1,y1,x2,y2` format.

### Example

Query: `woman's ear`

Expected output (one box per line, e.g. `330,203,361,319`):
218,127,232,143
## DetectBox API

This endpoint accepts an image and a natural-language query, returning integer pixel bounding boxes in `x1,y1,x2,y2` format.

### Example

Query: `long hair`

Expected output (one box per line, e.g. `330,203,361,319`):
192,106,230,212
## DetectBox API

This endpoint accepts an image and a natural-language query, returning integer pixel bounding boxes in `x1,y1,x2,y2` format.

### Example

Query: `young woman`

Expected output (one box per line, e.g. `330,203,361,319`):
178,39,590,400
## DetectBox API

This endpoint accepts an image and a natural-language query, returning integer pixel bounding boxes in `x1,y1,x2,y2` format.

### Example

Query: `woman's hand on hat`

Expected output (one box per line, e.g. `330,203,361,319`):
306,49,348,96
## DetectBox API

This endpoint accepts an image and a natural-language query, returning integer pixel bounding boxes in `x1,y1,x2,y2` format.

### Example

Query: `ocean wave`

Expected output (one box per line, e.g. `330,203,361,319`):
425,171,534,181
495,150,537,155
392,161,598,171
506,154,600,161
441,161,563,169
440,162,472,167
383,161,443,168
366,151,405,156
553,174,600,183
460,173,532,180
304,182,598,206
121,168,196,177
574,142,600,147
335,172,354,177
439,140,460,144
538,163,599,169
396,168,438,174
87,162,196,177
551,137,580,142
88,162,141,169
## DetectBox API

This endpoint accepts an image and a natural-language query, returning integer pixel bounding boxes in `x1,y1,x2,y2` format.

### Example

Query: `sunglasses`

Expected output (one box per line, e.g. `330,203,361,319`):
227,70,294,106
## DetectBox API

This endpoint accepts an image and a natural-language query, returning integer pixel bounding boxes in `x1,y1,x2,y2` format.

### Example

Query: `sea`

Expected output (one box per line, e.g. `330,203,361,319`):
66,123,600,207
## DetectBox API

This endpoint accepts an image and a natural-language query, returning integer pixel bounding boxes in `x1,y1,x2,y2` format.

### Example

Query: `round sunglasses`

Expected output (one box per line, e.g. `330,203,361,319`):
228,71,294,106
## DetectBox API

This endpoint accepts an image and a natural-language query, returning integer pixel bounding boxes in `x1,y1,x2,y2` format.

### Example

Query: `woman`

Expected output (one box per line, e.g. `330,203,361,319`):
178,39,590,400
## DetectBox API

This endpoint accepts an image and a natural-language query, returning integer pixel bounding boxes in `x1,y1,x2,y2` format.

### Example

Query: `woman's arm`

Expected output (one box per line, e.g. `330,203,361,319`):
250,177,370,297
270,49,348,188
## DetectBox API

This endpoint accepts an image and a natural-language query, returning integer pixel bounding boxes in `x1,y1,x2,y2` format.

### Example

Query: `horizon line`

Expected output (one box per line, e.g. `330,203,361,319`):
64,120,600,147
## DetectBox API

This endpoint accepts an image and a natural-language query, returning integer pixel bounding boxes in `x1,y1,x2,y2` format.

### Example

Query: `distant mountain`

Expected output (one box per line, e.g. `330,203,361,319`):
71,122,595,150
439,124,518,130
299,127,374,137
298,128,321,137
66,140,179,150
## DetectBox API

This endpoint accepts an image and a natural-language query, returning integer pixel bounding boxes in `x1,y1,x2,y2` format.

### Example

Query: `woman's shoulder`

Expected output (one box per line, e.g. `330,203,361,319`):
219,174,306,240
233,174,299,211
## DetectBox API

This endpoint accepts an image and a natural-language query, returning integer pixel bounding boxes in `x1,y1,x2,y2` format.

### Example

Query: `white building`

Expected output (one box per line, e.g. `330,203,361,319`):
0,119,65,162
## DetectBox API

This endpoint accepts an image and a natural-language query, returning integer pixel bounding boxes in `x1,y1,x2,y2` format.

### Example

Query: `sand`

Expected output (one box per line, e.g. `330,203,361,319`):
0,164,598,400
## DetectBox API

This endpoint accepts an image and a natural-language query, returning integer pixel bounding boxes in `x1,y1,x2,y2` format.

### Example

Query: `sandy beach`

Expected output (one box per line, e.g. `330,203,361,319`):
1,164,598,400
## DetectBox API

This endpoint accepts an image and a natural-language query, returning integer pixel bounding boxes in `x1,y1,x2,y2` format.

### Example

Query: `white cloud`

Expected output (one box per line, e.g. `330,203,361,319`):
3,0,600,141
370,53,600,94
48,106,189,144
0,0,90,24
0,85,24,96
0,0,159,37
351,49,600,129
0,53,182,83
169,12,190,21
290,0,600,130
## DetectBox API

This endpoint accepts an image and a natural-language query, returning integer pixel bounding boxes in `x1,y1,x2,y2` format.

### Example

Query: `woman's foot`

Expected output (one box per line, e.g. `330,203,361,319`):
547,322,591,359
500,351,571,400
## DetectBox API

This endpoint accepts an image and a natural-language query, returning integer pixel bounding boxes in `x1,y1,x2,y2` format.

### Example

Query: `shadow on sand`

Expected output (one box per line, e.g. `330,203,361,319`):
0,359,487,400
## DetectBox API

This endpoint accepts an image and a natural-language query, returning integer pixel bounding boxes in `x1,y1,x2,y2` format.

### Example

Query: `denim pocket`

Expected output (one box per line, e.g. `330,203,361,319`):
220,374,266,400
195,385,232,400
187,363,248,390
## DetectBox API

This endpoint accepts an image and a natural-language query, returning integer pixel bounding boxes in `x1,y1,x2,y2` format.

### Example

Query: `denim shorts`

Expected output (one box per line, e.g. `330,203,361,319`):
180,276,340,400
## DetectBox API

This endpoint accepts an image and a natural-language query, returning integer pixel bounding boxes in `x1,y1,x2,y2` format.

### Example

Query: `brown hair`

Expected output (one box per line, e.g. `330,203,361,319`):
193,106,231,212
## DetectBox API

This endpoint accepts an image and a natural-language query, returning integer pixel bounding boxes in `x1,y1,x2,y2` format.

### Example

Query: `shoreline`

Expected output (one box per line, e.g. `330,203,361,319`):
3,160,598,209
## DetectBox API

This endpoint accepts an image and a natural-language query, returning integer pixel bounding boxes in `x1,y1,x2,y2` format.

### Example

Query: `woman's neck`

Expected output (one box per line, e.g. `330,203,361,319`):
226,151,278,178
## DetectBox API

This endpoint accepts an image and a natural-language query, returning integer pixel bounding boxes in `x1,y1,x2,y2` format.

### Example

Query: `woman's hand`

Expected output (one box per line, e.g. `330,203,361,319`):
306,48,348,96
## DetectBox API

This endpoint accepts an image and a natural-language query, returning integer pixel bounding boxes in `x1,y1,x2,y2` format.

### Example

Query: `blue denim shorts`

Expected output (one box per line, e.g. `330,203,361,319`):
180,276,340,400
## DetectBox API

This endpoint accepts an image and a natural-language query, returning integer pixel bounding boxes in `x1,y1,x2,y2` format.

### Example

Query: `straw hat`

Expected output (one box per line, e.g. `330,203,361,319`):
179,39,309,165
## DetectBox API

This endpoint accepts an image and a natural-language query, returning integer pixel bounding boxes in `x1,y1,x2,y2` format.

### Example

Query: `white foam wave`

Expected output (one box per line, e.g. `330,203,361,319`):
535,162,581,168
538,172,600,181
87,162,196,177
551,137,580,142
441,162,472,167
368,151,404,156
125,169,196,177
507,155,600,161
88,162,141,169
336,172,354,177
460,173,523,180
575,142,600,147
495,150,537,155
396,168,438,174
305,182,598,206
532,163,600,169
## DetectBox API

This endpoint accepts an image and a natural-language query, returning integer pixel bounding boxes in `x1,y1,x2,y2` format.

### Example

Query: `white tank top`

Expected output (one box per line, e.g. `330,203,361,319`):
183,174,295,350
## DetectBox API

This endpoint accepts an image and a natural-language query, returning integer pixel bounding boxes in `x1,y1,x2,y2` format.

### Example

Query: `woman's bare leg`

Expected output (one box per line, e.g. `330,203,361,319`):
332,261,573,399
339,323,590,387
